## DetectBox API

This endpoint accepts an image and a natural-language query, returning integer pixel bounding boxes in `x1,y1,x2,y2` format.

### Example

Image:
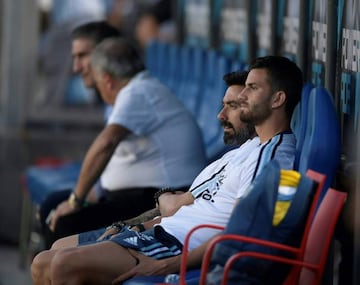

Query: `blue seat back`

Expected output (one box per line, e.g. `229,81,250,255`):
166,44,182,94
145,40,160,77
291,83,314,170
25,161,82,205
197,51,233,161
297,86,341,202
176,46,203,115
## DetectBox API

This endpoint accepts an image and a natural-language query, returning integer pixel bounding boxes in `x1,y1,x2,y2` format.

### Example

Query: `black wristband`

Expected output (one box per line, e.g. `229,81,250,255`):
154,187,176,205
134,223,145,232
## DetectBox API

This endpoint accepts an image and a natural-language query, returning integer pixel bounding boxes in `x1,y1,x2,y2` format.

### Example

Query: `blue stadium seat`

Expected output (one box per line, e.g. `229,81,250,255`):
24,160,82,205
291,83,314,170
166,44,182,94
151,42,171,84
178,47,207,116
145,40,160,77
197,50,233,161
297,86,341,202
175,46,202,115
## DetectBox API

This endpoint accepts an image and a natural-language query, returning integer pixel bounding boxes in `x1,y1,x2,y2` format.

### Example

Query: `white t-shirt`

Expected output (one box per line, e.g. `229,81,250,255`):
101,71,206,190
159,132,296,250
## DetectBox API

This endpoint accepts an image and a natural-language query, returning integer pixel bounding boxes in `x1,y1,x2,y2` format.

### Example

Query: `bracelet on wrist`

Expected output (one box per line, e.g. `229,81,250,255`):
154,187,188,205
106,221,127,232
68,192,86,209
132,223,145,232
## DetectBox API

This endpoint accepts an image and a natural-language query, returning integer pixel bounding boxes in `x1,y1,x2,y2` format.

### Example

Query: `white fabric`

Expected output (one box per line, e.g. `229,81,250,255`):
101,71,206,190
160,132,296,250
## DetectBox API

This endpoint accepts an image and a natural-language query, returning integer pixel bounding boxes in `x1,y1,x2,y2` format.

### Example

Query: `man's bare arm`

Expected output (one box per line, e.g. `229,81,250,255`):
74,124,130,200
49,124,130,231
158,191,195,216
124,208,161,225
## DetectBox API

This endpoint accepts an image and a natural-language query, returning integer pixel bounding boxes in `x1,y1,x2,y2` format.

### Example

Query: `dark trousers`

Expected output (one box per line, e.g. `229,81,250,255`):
40,187,163,249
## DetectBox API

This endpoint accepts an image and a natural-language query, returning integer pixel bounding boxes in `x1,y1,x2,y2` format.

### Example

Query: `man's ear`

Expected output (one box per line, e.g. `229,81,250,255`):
103,73,115,90
271,91,286,109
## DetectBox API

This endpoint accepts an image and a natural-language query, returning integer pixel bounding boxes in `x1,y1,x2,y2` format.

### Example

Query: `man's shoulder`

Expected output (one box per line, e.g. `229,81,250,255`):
220,137,260,159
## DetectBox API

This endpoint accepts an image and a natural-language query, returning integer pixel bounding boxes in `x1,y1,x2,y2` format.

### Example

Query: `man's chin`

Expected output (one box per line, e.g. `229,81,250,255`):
223,135,235,145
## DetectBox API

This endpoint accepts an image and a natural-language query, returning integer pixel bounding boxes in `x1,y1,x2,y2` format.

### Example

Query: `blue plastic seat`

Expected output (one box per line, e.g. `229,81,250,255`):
165,44,183,94
196,51,233,161
179,47,207,116
297,86,341,202
175,46,202,115
150,41,171,84
24,160,82,205
145,40,160,77
291,83,314,170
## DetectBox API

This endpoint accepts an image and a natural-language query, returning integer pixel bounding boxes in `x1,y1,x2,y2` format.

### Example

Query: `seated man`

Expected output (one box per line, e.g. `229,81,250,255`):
31,55,303,285
46,37,207,242
40,20,123,247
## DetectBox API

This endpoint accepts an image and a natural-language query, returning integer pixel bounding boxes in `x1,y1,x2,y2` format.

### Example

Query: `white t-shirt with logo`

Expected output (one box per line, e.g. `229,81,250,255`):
160,132,296,250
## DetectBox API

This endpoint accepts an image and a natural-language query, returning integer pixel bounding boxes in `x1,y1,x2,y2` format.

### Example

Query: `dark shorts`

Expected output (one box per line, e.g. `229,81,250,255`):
78,225,183,260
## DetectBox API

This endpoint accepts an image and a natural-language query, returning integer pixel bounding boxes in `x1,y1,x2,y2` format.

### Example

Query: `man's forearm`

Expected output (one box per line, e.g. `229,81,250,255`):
124,208,161,225
74,125,128,200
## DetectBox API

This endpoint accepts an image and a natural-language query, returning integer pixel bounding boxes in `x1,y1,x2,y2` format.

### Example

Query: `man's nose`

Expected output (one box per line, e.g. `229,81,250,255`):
72,59,82,73
237,87,247,100
217,108,227,121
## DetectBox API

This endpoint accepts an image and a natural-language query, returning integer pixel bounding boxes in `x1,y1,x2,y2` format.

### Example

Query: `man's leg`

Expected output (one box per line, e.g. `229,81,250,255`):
51,233,78,250
48,187,160,247
32,241,138,285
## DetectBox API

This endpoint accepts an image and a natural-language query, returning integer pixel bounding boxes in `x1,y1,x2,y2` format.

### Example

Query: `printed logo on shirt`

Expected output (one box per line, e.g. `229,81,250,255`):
190,164,227,202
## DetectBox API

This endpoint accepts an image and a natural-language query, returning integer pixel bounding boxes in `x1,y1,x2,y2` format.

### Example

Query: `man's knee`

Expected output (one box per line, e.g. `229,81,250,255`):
31,250,51,283
50,248,83,282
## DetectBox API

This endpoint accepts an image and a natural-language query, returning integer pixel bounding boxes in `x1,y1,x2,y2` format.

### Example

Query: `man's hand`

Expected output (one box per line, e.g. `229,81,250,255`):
48,200,77,231
96,227,119,241
112,251,179,285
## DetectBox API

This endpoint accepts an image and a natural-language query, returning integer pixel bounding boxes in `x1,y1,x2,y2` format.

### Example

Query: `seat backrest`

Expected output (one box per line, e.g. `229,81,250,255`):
291,83,314,170
297,87,341,202
196,51,233,161
298,188,347,285
176,46,203,115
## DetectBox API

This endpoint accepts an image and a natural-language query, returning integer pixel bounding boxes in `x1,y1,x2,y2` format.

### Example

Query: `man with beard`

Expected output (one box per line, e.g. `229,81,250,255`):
31,56,303,285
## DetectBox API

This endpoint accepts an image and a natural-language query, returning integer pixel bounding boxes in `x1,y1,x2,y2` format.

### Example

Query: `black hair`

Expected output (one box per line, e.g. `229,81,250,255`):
71,21,122,45
248,56,303,119
223,70,249,87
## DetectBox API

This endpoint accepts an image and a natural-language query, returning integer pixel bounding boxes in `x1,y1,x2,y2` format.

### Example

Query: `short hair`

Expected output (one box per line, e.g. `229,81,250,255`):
91,38,145,79
223,70,249,87
249,56,303,120
71,21,121,45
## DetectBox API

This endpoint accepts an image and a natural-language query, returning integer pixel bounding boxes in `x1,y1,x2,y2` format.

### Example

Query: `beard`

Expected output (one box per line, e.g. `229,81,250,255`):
239,103,272,126
222,121,255,146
